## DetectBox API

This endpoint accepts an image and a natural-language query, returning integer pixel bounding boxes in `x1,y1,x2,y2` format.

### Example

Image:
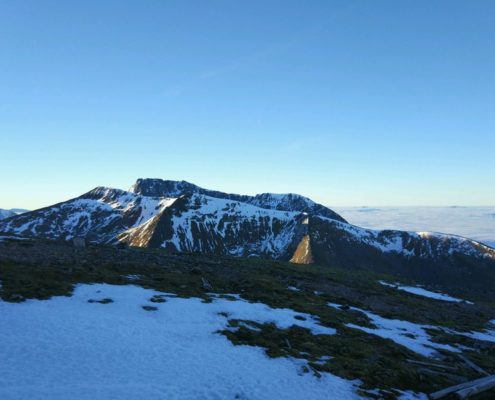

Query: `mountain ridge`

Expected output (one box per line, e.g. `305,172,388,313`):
130,178,347,223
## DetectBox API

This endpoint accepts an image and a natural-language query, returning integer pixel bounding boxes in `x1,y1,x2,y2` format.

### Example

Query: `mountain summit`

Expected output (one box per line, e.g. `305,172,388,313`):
129,178,347,223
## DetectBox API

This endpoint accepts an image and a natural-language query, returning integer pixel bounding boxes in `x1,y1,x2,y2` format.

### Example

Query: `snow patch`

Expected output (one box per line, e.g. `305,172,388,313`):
378,281,473,304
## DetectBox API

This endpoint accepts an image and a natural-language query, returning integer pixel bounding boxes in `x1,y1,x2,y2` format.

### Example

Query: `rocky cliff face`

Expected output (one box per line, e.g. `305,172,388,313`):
119,193,304,258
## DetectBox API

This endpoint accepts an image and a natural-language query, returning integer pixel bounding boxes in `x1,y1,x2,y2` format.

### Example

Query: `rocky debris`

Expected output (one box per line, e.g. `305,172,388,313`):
149,295,167,303
88,298,113,304
142,305,158,311
430,374,495,399
5,293,24,302
289,234,314,264
201,277,213,291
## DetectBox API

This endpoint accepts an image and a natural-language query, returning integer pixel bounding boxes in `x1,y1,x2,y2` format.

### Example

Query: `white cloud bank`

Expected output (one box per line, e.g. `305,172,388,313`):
334,206,495,248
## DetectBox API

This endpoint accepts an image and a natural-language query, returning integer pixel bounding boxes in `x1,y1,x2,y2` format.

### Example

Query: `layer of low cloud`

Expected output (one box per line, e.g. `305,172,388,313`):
334,206,495,247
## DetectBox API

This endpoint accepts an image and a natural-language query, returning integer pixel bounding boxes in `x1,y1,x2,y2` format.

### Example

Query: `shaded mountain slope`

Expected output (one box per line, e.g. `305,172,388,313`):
304,216,495,292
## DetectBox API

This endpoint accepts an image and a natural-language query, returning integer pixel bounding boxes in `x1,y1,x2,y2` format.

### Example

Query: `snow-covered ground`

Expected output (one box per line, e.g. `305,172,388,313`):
378,281,473,304
334,206,495,248
0,284,360,400
4,283,486,399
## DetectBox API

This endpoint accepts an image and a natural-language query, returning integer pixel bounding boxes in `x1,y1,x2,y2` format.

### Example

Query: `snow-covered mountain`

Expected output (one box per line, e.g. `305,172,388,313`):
0,187,176,243
0,179,494,279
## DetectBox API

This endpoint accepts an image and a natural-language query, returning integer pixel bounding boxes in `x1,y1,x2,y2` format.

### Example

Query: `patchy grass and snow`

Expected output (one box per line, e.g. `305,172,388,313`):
0,284,360,400
455,321,495,344
328,303,459,357
378,281,473,304
330,301,495,359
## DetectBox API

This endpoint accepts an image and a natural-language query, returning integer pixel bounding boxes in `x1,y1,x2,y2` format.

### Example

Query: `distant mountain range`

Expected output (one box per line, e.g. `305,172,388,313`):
0,208,28,220
1,179,494,289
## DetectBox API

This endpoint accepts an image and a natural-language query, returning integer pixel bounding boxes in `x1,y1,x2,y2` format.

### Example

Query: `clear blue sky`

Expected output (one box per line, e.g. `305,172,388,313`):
1,0,494,209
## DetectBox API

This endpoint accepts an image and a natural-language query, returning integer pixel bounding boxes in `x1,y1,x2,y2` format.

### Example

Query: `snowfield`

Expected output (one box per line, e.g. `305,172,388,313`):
0,284,360,400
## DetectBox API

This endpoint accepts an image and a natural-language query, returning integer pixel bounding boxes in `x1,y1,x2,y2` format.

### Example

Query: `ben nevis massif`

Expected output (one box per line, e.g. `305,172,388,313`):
1,178,494,291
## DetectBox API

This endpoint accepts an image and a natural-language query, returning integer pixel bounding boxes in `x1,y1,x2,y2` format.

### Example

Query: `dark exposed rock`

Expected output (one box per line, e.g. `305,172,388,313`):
7,293,25,302
201,277,213,291
88,298,113,304
149,295,167,303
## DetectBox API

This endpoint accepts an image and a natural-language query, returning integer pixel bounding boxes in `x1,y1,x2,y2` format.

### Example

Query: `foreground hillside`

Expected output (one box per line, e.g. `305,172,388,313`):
1,237,495,399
